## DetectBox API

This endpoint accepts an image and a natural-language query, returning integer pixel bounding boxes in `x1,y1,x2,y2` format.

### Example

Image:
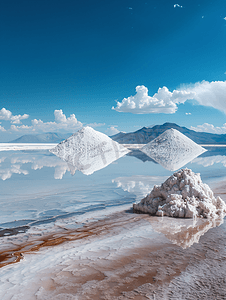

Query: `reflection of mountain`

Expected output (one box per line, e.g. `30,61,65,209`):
148,216,223,249
50,127,129,175
195,146,226,157
126,149,157,163
111,122,226,144
141,129,206,171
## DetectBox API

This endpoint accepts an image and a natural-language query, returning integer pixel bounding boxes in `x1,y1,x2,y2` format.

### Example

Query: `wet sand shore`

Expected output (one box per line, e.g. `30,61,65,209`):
0,185,226,299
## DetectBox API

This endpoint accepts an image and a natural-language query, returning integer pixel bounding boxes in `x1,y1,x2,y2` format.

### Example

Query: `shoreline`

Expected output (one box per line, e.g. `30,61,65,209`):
0,178,226,299
1,143,226,152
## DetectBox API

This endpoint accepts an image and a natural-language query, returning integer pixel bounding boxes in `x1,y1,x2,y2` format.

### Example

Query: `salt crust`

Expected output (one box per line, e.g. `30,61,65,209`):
133,168,226,219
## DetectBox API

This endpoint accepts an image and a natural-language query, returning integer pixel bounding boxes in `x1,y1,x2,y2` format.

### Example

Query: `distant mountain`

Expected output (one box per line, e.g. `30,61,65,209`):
111,123,226,145
8,132,72,143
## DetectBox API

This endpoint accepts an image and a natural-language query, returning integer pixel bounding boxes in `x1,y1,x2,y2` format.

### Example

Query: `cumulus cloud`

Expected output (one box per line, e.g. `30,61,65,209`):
0,108,29,124
10,109,83,133
185,112,191,115
112,85,178,114
113,81,226,115
190,123,226,134
174,4,183,8
0,125,6,132
106,126,120,136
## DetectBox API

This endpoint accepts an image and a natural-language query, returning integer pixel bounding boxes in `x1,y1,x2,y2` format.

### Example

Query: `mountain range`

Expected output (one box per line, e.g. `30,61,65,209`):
6,122,226,144
9,132,72,143
111,123,226,145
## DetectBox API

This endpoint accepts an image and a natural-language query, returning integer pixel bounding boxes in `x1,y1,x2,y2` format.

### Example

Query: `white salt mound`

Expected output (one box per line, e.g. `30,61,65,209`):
133,168,226,219
50,126,129,175
141,128,207,171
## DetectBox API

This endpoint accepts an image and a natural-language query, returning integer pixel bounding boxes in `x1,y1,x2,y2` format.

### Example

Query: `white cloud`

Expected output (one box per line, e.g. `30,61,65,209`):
224,17,226,20
0,108,29,124
86,122,105,128
10,109,83,133
113,81,226,115
174,4,183,8
0,125,6,132
112,85,178,114
185,112,191,115
190,123,226,134
106,126,120,136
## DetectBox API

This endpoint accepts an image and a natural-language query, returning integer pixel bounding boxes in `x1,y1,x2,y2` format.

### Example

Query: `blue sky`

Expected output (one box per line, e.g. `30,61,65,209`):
1,0,226,141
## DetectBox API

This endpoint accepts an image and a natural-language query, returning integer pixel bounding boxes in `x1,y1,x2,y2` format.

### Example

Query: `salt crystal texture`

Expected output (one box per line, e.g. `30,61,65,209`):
50,126,130,175
133,168,226,219
141,128,207,171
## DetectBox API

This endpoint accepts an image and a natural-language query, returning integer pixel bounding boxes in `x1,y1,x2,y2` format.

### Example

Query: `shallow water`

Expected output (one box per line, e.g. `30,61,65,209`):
0,147,226,234
1,147,226,299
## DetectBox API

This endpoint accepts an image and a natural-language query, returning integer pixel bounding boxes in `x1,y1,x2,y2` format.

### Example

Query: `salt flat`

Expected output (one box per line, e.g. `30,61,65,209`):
0,147,226,299
0,143,58,151
1,143,226,152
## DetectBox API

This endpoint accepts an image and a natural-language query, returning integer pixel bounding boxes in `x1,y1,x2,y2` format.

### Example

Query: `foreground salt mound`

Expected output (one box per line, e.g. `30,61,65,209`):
50,126,130,175
133,168,226,219
141,128,207,171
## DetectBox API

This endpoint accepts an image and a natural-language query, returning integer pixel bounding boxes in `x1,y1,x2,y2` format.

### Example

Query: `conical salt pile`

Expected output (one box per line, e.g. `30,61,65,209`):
50,126,129,175
141,128,207,171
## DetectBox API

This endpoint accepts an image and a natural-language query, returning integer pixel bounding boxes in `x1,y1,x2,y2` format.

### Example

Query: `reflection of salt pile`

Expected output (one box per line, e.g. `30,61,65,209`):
141,128,207,171
133,168,226,219
148,216,223,249
50,126,129,175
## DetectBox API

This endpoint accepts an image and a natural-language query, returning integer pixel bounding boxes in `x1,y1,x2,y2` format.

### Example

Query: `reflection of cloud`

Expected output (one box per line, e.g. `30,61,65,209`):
0,164,29,180
148,216,223,249
10,155,70,180
192,155,226,167
0,153,73,180
113,175,168,200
